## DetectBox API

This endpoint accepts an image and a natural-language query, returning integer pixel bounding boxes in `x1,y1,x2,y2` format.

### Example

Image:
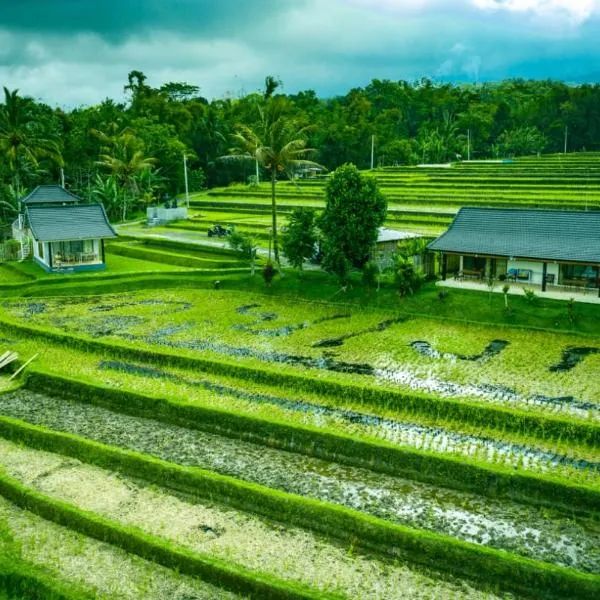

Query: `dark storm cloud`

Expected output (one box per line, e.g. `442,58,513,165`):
1,0,599,106
0,0,298,40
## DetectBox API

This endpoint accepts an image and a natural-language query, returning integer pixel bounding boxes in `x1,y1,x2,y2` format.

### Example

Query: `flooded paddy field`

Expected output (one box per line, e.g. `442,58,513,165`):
0,438,513,599
0,391,598,573
1,287,600,597
0,495,243,600
2,290,600,418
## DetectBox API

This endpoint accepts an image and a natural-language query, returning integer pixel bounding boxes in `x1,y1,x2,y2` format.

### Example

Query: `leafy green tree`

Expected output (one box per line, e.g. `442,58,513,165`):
321,245,350,287
497,126,547,157
319,163,387,271
228,229,258,276
281,208,318,271
0,87,63,193
90,174,119,218
96,131,156,221
394,255,424,296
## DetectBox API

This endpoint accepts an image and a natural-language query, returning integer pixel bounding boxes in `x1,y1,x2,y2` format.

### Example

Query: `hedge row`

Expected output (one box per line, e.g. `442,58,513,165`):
0,272,239,298
0,416,598,600
0,464,335,600
107,243,248,270
22,369,600,516
3,314,597,449
0,555,93,600
116,235,243,257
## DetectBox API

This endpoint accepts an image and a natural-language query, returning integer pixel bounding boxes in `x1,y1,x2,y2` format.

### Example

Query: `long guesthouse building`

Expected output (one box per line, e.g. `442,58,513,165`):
428,207,600,296
17,185,117,272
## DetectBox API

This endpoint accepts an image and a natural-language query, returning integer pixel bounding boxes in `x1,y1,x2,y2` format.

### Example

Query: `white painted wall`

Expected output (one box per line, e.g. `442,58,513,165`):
507,259,559,285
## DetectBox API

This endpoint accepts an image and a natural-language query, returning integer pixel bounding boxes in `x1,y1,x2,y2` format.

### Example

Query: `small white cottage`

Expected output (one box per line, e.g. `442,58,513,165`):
20,185,117,272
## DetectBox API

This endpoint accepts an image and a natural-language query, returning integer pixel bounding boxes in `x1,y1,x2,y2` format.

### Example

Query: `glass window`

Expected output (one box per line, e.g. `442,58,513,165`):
463,256,486,271
560,264,599,286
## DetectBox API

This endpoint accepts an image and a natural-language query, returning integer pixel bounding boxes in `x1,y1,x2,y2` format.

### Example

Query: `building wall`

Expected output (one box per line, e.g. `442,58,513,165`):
507,259,559,285
147,207,188,224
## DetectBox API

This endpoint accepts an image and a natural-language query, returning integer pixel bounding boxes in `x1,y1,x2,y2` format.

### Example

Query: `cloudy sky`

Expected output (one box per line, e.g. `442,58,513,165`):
1,0,599,107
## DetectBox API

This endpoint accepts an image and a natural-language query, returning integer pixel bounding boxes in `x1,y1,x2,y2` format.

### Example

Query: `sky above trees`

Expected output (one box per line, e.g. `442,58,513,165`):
2,0,599,106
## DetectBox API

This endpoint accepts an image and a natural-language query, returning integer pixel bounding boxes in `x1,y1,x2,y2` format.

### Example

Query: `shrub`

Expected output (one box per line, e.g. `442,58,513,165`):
263,262,277,287
361,261,379,290
394,256,423,296
523,288,537,304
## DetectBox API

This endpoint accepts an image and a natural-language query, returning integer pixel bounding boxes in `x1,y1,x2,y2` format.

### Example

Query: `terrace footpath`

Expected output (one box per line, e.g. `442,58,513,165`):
115,223,321,270
438,279,600,304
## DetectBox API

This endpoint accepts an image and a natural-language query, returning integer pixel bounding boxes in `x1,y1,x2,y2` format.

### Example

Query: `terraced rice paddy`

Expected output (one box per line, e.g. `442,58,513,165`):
0,282,599,597
1,155,600,597
172,153,600,242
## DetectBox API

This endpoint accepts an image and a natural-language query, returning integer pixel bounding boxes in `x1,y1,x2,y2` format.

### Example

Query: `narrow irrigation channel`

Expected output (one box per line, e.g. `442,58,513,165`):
0,390,598,573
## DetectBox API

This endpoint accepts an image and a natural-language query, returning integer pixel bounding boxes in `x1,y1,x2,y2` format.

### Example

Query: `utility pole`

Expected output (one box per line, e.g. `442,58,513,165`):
564,125,568,155
60,168,65,188
183,153,190,207
255,158,260,184
467,129,471,161
370,135,375,170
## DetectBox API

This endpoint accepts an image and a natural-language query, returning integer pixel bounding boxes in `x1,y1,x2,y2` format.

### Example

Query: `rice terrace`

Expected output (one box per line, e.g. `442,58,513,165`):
2,14,600,596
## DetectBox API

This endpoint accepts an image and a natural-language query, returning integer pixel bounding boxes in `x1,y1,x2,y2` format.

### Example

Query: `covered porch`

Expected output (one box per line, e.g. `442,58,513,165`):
33,239,106,272
440,253,600,297
437,277,600,305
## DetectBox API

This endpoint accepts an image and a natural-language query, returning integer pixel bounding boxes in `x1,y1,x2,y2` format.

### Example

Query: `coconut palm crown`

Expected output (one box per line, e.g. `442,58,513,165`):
223,96,323,264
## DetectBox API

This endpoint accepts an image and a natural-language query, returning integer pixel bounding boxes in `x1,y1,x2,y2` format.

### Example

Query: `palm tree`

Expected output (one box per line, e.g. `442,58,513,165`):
97,134,156,221
0,88,63,194
223,96,322,264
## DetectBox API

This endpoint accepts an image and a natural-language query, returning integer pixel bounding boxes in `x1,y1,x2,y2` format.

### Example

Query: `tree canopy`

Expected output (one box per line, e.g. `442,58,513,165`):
319,163,387,271
3,72,600,229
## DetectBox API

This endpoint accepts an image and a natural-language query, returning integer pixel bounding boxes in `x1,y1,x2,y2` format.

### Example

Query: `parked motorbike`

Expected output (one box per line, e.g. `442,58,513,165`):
207,224,232,238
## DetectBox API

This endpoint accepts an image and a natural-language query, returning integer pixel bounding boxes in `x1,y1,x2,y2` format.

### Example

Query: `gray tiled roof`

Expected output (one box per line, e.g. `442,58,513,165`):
428,207,600,264
26,204,117,242
21,185,82,205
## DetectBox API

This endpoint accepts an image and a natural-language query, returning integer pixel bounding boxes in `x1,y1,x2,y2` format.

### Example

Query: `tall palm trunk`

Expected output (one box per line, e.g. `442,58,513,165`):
271,168,279,264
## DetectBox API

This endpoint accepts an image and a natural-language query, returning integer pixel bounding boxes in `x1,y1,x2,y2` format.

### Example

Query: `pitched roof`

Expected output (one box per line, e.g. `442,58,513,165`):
26,204,117,242
428,207,600,264
21,185,82,206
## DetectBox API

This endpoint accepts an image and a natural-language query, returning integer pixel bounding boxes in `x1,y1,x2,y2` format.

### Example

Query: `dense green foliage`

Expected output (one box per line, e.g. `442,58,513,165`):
320,164,387,271
281,208,318,271
4,72,600,233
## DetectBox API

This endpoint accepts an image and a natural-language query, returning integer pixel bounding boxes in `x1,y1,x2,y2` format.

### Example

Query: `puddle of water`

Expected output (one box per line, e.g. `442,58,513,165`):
236,303,262,314
549,347,600,372
312,317,408,348
410,340,509,362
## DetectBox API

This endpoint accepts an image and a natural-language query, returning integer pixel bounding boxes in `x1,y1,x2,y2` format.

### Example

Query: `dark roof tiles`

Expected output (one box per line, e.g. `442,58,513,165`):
428,207,600,263
21,185,82,205
26,204,117,242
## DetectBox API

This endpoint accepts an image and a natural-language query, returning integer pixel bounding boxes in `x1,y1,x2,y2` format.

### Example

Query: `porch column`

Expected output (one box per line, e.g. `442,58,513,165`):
542,262,548,292
441,253,447,281
101,239,105,263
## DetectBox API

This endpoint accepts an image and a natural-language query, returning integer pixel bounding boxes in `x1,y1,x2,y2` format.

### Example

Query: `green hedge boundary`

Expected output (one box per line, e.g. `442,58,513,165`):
0,416,598,600
0,465,337,600
0,555,93,600
2,313,598,449
107,243,248,270
115,235,244,257
21,369,600,517
0,271,245,298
